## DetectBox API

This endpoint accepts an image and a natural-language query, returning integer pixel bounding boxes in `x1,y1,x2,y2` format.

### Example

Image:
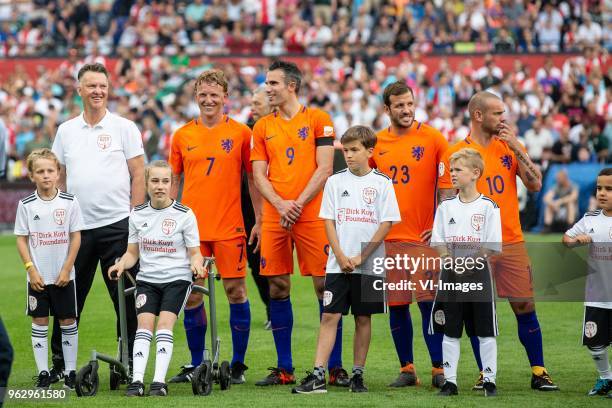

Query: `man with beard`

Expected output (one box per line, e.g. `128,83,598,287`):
438,91,558,391
370,81,449,388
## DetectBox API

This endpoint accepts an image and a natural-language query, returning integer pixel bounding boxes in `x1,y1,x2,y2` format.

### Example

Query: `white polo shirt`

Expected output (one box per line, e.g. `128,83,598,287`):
52,110,144,229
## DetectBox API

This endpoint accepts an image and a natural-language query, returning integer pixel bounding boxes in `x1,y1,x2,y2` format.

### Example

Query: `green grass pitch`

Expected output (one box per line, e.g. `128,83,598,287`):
1,234,609,407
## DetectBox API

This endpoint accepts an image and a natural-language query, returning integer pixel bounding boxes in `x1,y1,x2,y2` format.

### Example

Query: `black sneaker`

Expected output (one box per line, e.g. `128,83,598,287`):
126,381,145,397
483,381,497,397
255,367,295,386
64,371,76,390
349,374,368,393
34,371,51,389
148,381,168,396
231,362,248,384
328,367,350,387
50,354,64,384
472,372,484,390
291,372,327,394
168,365,196,383
588,378,611,396
531,370,559,391
438,381,458,396
49,366,64,384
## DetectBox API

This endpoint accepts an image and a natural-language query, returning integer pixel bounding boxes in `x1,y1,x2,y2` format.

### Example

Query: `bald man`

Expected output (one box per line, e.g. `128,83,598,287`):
438,92,558,391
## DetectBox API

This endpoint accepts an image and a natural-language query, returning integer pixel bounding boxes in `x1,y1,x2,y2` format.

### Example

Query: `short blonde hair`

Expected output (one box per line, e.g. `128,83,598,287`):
145,160,172,184
194,69,228,94
26,148,60,173
449,148,484,178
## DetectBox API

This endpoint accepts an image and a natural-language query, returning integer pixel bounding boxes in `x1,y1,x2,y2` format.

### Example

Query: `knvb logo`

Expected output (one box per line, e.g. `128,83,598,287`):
412,146,425,161
221,138,234,153
500,155,513,170
297,126,309,141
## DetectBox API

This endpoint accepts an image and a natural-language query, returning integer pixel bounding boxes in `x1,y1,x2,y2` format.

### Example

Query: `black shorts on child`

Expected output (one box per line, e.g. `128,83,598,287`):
582,306,612,348
27,280,77,319
430,264,498,338
323,273,386,316
134,279,192,316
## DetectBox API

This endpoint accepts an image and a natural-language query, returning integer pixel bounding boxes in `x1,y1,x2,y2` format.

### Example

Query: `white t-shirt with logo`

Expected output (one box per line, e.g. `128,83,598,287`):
128,200,200,284
14,189,84,285
319,168,401,274
52,110,144,230
431,194,502,257
565,209,612,309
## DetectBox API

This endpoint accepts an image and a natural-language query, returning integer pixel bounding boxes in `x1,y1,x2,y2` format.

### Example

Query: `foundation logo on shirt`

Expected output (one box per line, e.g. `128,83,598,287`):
221,138,234,153
500,155,513,170
53,208,66,225
162,219,177,235
97,134,112,150
30,232,38,248
412,145,425,161
337,208,345,225
471,214,485,231
362,187,378,204
297,126,309,141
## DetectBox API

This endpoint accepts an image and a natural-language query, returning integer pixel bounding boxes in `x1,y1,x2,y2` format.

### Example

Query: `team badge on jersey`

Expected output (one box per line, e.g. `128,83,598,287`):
412,146,425,161
362,187,378,204
471,214,485,231
29,295,37,311
162,219,177,235
135,294,147,309
221,138,234,153
500,155,513,170
297,126,309,141
584,321,597,338
97,134,112,150
54,209,66,225
337,208,345,225
434,309,445,325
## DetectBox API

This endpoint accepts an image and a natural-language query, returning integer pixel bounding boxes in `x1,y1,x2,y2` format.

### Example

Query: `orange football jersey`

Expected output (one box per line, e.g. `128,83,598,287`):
251,106,335,222
370,122,449,242
169,116,252,241
439,135,525,243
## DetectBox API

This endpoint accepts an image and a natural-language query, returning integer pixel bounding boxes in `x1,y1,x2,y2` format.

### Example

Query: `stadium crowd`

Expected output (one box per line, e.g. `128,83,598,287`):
0,3,611,213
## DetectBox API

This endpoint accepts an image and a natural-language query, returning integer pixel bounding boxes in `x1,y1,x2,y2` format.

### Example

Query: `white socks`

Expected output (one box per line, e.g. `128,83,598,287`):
442,335,497,385
589,346,612,380
132,329,153,383
60,322,78,373
479,336,497,384
153,330,174,383
31,323,49,374
131,329,174,383
442,335,460,385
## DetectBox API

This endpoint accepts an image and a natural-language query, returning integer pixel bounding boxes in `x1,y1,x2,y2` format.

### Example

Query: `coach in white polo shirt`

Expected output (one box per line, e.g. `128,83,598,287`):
50,63,145,380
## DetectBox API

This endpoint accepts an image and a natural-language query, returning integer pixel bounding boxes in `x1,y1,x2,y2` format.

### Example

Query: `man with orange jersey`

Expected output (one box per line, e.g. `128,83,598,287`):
168,70,261,385
370,82,448,388
251,61,348,387
438,91,559,391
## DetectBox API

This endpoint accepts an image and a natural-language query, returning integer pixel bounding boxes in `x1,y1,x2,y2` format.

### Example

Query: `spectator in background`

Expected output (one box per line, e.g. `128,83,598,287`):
262,28,286,56
524,116,554,164
551,125,575,164
576,13,602,48
543,169,579,232
493,28,515,52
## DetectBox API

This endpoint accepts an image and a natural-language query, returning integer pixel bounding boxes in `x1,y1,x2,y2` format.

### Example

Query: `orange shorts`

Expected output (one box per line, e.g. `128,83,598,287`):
489,242,534,299
260,220,328,277
385,241,441,305
200,237,247,279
